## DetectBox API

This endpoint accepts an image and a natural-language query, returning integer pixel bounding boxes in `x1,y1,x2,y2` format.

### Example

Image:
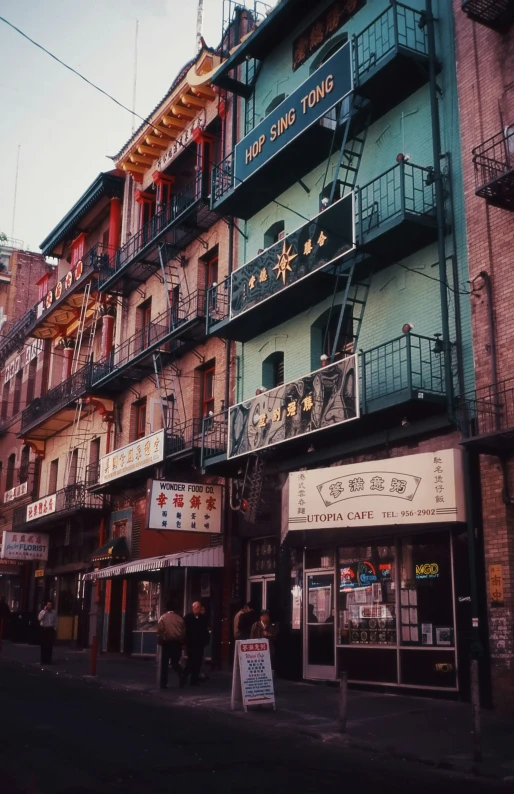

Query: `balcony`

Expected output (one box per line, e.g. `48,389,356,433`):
99,174,219,296
201,333,446,469
29,243,109,341
90,291,206,392
211,4,430,218
0,308,37,368
207,163,437,342
473,128,514,211
20,363,91,441
12,482,105,530
461,378,514,455
462,0,514,31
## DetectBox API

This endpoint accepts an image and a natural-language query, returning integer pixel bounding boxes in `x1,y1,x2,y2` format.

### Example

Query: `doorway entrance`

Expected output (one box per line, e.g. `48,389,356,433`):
303,571,336,680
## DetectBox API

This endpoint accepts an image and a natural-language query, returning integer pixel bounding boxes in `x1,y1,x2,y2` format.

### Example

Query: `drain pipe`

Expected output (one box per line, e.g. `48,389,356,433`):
426,0,453,416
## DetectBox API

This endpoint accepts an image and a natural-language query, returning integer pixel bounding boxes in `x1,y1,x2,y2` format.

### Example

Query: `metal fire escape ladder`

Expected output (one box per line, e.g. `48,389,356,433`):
63,293,102,488
152,352,187,440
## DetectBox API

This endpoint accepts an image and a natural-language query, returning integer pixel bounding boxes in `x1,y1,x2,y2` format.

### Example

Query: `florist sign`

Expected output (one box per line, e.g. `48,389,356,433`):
1,531,49,562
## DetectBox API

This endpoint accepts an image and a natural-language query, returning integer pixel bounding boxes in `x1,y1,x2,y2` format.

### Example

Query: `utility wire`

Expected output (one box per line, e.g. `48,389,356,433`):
0,14,471,301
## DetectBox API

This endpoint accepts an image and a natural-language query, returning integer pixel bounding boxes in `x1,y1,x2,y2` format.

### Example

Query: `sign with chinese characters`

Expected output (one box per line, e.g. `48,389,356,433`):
288,449,466,531
26,494,56,523
36,259,86,320
234,43,352,182
489,564,504,605
154,111,206,172
230,193,354,320
99,430,164,485
1,531,49,561
293,0,365,71
4,481,28,503
3,339,44,385
228,356,358,459
231,639,275,712
147,480,222,533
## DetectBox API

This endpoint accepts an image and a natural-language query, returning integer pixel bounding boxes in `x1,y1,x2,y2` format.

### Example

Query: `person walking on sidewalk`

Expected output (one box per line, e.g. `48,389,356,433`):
38,601,58,664
157,600,186,690
183,601,209,686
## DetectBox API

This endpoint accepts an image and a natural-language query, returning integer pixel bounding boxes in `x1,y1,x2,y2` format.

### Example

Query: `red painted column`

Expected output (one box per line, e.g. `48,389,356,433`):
107,197,122,255
192,128,215,197
100,306,116,360
62,340,75,380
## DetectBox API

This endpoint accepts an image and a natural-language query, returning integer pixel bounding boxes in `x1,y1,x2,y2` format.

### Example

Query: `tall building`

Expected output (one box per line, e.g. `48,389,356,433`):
455,0,514,710
0,238,53,614
201,0,483,698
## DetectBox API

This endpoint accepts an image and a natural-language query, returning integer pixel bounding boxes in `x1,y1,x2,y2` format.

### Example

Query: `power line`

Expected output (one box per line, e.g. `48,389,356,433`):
0,15,470,301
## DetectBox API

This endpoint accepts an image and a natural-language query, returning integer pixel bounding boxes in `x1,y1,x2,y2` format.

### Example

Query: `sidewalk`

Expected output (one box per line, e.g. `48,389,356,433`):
2,641,514,781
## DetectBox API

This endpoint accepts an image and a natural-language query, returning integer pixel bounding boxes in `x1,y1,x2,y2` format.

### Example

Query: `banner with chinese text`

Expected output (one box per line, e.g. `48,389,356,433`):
287,449,466,531
147,480,222,533
1,530,49,561
99,430,164,485
228,356,358,459
27,494,56,522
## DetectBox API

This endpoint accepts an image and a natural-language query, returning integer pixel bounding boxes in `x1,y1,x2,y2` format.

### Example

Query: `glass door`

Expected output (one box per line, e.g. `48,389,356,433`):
304,571,336,680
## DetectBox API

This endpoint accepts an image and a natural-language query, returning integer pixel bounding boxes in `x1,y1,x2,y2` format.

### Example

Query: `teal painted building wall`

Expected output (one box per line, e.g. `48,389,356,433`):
234,0,472,408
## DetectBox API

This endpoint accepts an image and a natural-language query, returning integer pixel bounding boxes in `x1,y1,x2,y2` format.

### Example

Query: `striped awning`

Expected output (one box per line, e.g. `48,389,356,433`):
83,545,224,581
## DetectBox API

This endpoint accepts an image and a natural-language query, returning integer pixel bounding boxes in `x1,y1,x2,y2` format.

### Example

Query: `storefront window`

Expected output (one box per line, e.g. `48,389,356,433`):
249,537,277,576
135,581,160,631
399,533,454,647
338,545,396,646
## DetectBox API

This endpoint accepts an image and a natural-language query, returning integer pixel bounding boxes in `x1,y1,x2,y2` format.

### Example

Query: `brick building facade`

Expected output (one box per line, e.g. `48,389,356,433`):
454,2,514,711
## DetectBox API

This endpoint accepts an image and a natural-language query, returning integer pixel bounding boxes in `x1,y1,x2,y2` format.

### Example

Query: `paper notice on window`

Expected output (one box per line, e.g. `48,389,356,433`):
372,583,382,603
401,625,410,642
409,608,418,624
408,589,418,606
421,623,433,645
354,588,368,604
410,625,419,642
401,589,409,606
401,607,409,625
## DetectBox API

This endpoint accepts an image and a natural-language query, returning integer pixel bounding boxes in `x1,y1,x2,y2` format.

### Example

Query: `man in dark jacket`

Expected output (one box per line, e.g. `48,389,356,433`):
237,601,258,640
183,601,209,685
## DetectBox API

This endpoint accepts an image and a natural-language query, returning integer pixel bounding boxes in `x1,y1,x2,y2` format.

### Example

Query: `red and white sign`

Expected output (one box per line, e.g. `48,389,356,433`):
36,259,85,320
26,493,56,522
231,639,275,712
4,481,28,503
147,480,222,533
3,340,44,385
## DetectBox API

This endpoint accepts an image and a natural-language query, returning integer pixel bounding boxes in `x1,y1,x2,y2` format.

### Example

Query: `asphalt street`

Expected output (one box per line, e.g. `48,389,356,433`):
0,663,511,794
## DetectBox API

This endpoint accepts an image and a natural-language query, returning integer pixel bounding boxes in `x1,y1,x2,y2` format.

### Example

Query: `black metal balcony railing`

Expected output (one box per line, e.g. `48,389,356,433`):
360,333,444,411
473,127,514,210
207,162,437,336
12,482,104,528
101,173,207,286
354,2,428,83
201,334,446,465
20,363,91,436
465,378,514,441
462,0,514,31
0,308,37,367
91,290,206,388
357,162,436,242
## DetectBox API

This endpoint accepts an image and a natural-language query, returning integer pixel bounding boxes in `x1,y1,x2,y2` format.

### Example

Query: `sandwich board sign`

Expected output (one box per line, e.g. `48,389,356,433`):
231,639,275,711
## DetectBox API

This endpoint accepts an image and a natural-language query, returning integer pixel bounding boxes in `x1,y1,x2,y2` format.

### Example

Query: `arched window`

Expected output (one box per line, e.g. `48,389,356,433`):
311,307,354,370
265,93,286,116
264,221,285,249
5,453,16,492
19,445,30,484
262,352,284,390
310,34,349,74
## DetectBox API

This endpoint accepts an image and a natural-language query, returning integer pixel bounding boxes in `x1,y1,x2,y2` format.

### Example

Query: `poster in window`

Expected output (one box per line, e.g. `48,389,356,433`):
421,623,433,645
436,627,452,646
408,589,418,606
410,626,419,642
372,583,382,603
409,608,418,625
354,588,368,604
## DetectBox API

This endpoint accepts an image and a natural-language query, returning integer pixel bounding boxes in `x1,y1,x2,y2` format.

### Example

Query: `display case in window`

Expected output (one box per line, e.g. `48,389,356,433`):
338,545,396,646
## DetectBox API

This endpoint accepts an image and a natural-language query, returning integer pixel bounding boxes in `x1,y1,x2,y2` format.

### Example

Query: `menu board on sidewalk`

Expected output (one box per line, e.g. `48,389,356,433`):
231,639,275,712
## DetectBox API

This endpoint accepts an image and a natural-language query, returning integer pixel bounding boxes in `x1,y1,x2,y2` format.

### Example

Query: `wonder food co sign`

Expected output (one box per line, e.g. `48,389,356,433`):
234,42,352,182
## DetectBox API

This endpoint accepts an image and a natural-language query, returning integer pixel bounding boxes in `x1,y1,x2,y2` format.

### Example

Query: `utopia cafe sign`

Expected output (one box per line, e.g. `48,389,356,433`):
287,449,466,531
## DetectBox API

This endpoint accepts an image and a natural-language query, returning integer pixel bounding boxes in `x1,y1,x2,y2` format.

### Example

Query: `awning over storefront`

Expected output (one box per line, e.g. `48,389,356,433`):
83,545,224,581
91,537,130,564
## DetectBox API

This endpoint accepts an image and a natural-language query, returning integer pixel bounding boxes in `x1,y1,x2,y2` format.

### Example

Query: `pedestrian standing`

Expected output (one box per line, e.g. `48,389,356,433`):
233,603,249,641
237,601,258,640
0,596,11,641
183,601,209,685
251,610,277,667
38,601,58,664
157,600,186,690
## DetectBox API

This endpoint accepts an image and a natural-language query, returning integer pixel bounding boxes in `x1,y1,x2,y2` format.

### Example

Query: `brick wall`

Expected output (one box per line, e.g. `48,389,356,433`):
454,1,514,710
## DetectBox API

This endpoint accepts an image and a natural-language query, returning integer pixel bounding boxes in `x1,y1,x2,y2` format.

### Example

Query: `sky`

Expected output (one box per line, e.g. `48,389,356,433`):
0,0,230,251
